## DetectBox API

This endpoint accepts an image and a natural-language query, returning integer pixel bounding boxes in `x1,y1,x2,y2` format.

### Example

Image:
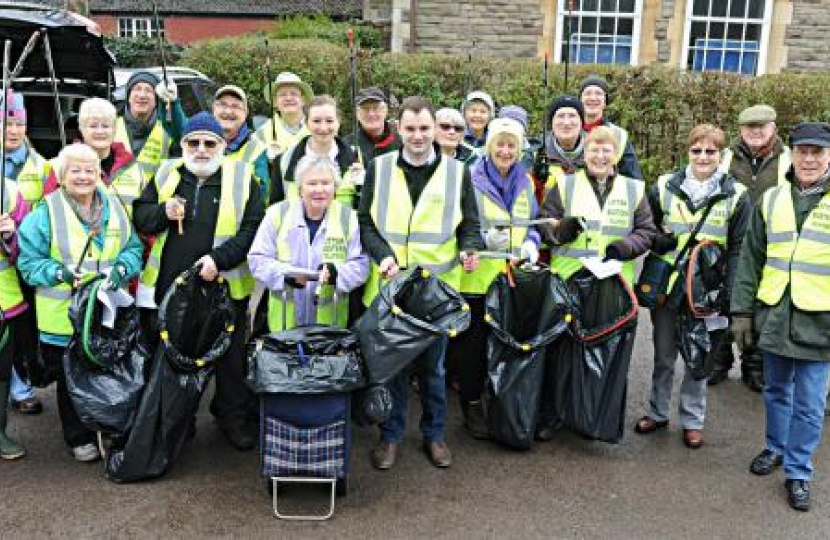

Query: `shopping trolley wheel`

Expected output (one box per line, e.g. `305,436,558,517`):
336,477,348,497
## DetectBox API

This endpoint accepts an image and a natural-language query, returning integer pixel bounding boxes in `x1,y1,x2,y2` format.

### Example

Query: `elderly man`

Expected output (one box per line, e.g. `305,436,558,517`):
115,71,186,179
345,87,401,169
256,71,313,157
358,96,483,470
709,104,792,391
133,112,264,450
732,122,830,512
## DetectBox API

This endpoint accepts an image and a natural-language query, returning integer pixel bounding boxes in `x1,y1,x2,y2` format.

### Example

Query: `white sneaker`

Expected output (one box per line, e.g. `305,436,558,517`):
71,443,101,462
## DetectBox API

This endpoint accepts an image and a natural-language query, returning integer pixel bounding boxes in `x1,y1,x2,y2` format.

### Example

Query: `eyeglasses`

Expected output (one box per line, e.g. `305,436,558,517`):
439,123,465,133
185,138,219,149
214,100,245,112
689,147,719,156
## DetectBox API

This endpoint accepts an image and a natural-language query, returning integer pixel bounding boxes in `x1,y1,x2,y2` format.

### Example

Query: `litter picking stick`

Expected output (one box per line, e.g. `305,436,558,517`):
41,31,66,148
151,1,173,124
1,40,11,214
563,0,575,92
347,29,359,151
10,31,40,80
73,228,99,290
263,39,277,144
542,52,550,158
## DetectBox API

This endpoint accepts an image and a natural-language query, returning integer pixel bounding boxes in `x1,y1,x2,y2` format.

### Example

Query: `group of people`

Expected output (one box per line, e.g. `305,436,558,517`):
1,68,829,513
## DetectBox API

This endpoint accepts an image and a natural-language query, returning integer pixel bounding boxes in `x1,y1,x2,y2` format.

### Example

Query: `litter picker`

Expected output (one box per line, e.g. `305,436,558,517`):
151,1,173,123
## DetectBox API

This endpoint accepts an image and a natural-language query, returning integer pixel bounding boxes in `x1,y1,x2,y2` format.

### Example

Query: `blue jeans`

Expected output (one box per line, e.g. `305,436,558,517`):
9,367,35,402
380,336,448,444
763,352,830,481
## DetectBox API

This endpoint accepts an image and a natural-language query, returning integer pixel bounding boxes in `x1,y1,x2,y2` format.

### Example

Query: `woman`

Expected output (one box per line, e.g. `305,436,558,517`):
249,155,368,331
435,108,476,165
0,177,32,460
269,95,358,208
536,126,656,441
18,143,143,462
454,118,540,438
635,124,750,449
44,98,146,215
256,71,314,159
461,90,495,151
537,95,587,204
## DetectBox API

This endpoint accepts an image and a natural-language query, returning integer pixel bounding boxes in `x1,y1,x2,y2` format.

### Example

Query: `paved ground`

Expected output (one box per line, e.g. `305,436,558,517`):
2,313,830,539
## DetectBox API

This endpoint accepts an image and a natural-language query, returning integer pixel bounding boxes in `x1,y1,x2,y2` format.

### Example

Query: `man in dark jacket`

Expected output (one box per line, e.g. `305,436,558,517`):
358,96,483,470
133,112,264,451
709,104,791,391
731,122,830,512
344,87,401,170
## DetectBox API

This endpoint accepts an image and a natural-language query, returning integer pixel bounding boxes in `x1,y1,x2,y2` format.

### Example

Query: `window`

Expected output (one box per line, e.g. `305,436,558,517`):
554,0,643,66
118,17,164,39
682,0,772,75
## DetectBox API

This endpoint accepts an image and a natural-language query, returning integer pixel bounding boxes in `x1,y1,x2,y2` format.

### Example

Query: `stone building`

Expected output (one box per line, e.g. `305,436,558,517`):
363,0,830,75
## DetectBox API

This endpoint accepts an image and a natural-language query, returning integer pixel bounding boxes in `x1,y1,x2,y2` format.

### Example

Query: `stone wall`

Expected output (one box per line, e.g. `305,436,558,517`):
784,0,830,72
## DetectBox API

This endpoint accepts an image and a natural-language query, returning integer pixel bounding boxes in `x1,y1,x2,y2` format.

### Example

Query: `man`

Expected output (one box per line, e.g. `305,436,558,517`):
709,104,791,391
358,96,483,470
255,71,313,157
114,71,186,179
731,122,830,512
212,85,269,198
578,75,642,180
133,112,264,450
344,87,401,169
537,95,586,205
1,90,47,415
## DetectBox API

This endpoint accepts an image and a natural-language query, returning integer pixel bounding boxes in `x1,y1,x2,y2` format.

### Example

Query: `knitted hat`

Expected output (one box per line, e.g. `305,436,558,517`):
126,71,160,98
497,105,528,133
214,85,248,111
579,74,610,103
462,90,495,115
545,95,585,128
182,112,224,142
0,90,26,122
485,118,525,156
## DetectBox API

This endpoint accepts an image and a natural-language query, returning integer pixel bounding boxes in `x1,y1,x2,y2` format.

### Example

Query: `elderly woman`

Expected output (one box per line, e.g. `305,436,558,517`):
435,108,476,164
537,95,587,203
269,95,358,208
635,124,750,449
453,117,540,438
18,143,143,462
462,90,495,151
256,72,314,159
536,126,656,441
44,98,146,214
249,155,368,331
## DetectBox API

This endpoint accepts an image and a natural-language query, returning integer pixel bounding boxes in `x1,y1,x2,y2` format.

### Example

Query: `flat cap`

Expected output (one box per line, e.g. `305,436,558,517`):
738,104,776,125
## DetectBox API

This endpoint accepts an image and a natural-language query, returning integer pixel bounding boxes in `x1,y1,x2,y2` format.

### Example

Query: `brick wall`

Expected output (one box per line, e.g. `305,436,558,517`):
93,15,273,45
784,0,830,72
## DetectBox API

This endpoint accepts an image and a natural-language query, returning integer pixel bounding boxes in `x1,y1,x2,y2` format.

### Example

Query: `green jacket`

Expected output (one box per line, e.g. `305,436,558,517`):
727,136,788,204
730,172,830,361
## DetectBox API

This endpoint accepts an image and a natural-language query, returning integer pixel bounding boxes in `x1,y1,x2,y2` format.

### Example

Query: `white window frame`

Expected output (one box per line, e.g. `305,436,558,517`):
553,0,643,67
681,0,773,75
118,17,164,39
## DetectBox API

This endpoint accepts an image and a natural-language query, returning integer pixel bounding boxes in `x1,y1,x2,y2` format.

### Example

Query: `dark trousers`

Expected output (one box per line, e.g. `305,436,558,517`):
0,321,14,382
43,343,96,447
450,295,488,409
712,333,764,375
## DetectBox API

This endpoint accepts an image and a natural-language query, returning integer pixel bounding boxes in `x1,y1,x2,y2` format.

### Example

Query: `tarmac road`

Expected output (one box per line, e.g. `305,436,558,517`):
2,313,829,539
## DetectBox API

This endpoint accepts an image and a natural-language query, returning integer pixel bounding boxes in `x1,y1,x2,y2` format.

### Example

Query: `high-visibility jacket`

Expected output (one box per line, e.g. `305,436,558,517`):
542,162,571,203
226,137,267,169
655,174,746,292
757,185,830,311
0,179,24,311
106,161,146,217
550,169,645,283
254,114,309,154
460,178,535,294
363,152,464,305
719,146,791,183
14,146,50,205
36,189,131,336
114,116,170,179
278,144,356,206
607,123,629,165
267,198,353,331
138,159,255,306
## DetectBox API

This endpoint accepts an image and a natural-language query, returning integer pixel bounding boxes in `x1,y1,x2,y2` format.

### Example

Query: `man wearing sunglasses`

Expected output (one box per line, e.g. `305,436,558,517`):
709,105,792,392
133,112,264,451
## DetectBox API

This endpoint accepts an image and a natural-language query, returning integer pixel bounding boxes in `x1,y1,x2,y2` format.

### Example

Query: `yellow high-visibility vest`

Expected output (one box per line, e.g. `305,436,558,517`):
14,147,50,205
254,114,309,154
114,116,170,179
0,179,24,311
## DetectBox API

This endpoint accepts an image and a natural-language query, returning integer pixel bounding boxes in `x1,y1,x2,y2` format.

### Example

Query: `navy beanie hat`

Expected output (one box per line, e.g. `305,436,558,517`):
126,71,161,97
182,111,224,141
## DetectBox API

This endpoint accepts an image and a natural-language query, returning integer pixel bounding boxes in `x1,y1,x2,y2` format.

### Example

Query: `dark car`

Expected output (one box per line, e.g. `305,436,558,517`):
113,66,217,117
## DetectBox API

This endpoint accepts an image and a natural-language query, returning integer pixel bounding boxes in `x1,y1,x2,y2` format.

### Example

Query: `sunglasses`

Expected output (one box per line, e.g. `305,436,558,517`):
689,147,718,156
185,138,219,150
439,123,465,133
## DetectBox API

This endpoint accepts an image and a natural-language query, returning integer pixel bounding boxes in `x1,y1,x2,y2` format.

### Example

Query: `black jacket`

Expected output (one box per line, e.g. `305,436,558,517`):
269,135,356,205
344,121,402,169
133,161,264,303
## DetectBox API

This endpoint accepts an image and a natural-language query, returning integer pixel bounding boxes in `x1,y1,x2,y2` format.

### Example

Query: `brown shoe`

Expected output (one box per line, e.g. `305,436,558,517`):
11,397,43,415
371,442,398,470
683,429,704,449
424,441,451,468
634,416,668,434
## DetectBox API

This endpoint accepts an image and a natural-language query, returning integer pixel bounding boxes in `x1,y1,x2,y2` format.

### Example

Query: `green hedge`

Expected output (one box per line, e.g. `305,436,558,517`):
183,37,830,181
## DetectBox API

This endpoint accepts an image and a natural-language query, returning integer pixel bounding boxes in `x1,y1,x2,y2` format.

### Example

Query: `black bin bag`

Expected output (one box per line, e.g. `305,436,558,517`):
64,278,148,436
483,267,573,449
356,267,471,384
554,269,639,444
105,267,234,483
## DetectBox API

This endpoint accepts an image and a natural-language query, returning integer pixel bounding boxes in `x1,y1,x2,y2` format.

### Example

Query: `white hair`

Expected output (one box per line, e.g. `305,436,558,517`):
295,155,341,187
78,97,116,126
435,107,465,127
54,143,101,181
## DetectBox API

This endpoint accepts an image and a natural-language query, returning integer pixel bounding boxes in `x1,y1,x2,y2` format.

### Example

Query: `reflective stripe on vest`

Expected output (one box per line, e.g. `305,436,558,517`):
279,144,356,206
254,114,309,154
757,185,830,311
267,199,352,331
363,152,464,305
115,116,170,179
227,137,266,168
0,179,24,311
543,163,569,203
36,189,130,335
139,160,255,304
15,148,49,205
108,162,146,216
460,177,535,294
550,170,644,282
719,147,792,187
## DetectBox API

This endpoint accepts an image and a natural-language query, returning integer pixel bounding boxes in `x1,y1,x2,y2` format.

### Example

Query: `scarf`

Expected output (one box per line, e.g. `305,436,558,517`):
471,157,528,211
681,166,723,206
65,188,104,232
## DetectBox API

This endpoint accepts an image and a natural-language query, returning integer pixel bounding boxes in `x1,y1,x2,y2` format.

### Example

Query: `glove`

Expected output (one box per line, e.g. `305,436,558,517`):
603,242,626,262
652,232,678,256
484,228,510,251
519,240,539,264
317,262,339,286
104,264,127,291
731,315,753,351
285,276,305,289
556,217,584,244
155,81,178,102
55,264,83,286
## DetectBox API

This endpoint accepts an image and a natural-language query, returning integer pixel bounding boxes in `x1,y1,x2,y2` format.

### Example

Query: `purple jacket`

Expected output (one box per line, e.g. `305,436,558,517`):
470,158,541,246
248,199,369,326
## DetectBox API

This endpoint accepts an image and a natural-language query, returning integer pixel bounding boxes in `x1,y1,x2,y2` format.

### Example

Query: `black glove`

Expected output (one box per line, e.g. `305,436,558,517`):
532,148,549,182
603,242,626,262
652,233,678,256
285,276,305,289
557,217,584,244
317,262,338,285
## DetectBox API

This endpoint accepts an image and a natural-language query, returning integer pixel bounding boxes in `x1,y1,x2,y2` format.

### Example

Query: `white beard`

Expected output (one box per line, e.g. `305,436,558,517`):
184,153,224,179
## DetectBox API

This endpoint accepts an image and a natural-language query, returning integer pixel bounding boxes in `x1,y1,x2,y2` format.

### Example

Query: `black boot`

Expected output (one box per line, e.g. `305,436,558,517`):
462,400,491,440
0,382,26,460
